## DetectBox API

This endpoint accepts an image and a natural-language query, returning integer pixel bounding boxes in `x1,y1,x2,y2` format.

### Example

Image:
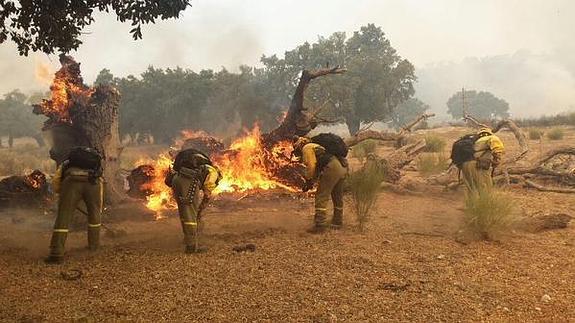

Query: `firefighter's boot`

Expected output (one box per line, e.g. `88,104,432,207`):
308,208,328,234
87,224,101,251
331,207,343,230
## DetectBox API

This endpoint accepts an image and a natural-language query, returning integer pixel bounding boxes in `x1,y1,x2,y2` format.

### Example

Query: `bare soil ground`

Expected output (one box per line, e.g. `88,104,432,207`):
1,126,574,322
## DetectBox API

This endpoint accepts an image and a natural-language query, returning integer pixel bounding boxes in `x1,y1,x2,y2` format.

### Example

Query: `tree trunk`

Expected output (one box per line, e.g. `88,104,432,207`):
33,55,127,204
345,114,360,136
8,131,13,148
262,67,346,145
32,133,45,148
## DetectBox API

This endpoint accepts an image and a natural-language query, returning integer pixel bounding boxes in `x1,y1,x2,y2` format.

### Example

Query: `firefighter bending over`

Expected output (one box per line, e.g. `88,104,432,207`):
293,134,349,233
451,127,504,193
165,148,221,254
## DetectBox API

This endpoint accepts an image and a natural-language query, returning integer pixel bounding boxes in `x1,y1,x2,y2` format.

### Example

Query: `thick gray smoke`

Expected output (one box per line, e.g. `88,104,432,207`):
0,0,573,118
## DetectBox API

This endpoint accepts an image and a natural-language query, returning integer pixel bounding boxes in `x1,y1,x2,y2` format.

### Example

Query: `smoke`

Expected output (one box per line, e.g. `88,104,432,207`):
416,51,575,119
0,0,573,118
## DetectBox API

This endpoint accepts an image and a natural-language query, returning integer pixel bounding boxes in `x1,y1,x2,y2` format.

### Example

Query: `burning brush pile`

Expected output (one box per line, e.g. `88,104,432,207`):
0,170,50,208
129,126,305,213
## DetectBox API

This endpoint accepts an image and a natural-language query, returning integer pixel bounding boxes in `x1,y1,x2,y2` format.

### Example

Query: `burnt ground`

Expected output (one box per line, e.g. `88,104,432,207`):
1,126,575,322
1,187,574,322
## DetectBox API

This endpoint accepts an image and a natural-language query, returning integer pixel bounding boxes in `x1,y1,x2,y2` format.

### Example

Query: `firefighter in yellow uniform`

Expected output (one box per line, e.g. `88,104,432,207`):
45,147,104,264
165,149,221,254
461,128,504,193
294,137,348,233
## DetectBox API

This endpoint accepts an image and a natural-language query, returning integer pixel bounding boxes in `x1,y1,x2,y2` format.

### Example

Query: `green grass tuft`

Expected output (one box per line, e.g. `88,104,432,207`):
417,153,449,176
348,161,385,232
463,187,516,241
546,128,564,140
351,139,378,162
424,135,446,153
528,129,543,140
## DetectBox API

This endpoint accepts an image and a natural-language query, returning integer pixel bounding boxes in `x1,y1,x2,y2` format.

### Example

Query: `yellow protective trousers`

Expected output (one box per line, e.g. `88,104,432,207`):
314,157,348,227
49,174,103,257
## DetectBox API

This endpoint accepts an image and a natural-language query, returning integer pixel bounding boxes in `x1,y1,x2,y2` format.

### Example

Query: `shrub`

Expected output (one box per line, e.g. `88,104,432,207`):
351,139,378,162
348,161,385,232
528,129,543,140
424,135,446,153
463,187,516,241
417,153,449,176
546,128,564,140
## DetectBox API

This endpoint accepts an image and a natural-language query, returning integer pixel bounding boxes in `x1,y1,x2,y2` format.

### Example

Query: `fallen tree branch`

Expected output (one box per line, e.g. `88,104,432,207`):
398,113,436,136
345,113,435,148
524,180,575,194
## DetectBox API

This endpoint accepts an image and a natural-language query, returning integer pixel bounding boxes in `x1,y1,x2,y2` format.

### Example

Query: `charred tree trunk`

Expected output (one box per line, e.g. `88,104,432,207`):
33,55,127,204
262,67,346,145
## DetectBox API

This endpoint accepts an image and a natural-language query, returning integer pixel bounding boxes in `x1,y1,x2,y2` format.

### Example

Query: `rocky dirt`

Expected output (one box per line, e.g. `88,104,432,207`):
1,188,574,322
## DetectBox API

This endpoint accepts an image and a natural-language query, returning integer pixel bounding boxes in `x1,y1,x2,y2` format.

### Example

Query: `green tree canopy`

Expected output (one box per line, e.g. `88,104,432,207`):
0,90,46,147
260,24,416,135
0,0,191,55
447,90,510,120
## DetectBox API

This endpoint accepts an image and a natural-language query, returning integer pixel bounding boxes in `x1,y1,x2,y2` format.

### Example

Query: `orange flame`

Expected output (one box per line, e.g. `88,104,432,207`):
139,126,299,214
213,126,294,194
134,154,176,219
35,62,94,124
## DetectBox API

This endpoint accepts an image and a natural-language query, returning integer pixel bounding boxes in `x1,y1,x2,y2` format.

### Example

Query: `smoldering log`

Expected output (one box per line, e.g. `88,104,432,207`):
0,170,50,208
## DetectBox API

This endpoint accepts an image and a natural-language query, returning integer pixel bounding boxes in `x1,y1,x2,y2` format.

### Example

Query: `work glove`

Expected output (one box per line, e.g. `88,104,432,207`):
164,168,176,187
302,180,314,192
492,153,502,168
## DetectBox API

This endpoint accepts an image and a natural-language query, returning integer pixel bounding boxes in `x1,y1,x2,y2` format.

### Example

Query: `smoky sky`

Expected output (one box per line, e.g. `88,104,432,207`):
0,0,573,117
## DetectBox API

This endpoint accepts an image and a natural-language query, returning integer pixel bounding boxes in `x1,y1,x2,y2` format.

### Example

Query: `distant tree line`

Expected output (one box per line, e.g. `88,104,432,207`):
97,24,423,143
1,24,436,146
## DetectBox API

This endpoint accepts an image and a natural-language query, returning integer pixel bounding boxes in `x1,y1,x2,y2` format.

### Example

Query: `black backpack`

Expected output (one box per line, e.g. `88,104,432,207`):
450,134,478,168
67,147,102,171
173,148,212,171
311,133,348,158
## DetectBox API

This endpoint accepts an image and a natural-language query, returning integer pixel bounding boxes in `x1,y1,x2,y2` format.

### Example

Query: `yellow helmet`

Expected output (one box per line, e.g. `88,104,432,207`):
478,127,493,136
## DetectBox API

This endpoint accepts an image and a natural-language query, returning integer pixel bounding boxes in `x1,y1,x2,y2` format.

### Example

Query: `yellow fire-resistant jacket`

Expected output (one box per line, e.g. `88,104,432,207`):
202,164,221,193
301,143,325,180
52,165,64,194
474,134,504,158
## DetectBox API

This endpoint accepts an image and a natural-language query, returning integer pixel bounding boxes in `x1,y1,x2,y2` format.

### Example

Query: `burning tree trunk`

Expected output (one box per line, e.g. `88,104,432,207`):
33,55,127,204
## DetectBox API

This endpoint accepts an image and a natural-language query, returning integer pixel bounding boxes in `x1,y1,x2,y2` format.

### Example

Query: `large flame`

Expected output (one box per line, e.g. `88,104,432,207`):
134,154,177,217
213,126,295,194
34,58,94,124
140,126,299,214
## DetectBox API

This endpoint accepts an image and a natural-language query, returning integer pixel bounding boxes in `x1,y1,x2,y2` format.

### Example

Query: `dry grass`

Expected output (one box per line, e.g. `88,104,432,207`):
546,128,565,140
417,153,449,176
0,145,55,176
463,187,516,241
348,162,385,231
